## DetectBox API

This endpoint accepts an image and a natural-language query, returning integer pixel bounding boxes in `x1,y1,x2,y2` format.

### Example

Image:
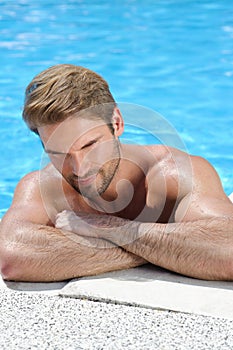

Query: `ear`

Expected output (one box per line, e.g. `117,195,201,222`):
112,107,124,137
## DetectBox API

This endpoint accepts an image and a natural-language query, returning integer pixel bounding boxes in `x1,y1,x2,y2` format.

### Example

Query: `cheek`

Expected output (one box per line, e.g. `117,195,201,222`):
50,156,70,174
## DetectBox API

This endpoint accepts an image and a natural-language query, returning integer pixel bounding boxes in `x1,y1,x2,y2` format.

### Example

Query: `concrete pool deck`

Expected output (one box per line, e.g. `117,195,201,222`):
1,263,233,349
0,284,233,349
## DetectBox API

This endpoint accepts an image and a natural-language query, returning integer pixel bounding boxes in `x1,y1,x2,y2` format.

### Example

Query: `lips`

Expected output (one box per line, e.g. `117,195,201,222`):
77,174,96,186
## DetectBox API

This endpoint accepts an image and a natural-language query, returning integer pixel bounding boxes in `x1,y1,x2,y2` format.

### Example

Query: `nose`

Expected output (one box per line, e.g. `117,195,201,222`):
70,152,90,177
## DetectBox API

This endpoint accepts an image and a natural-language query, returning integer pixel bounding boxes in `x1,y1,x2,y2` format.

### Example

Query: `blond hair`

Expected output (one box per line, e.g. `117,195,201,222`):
23,64,116,134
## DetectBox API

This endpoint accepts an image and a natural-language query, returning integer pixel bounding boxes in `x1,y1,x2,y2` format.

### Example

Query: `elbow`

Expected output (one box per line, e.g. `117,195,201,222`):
0,261,14,281
0,220,37,282
0,245,25,281
0,259,14,282
0,222,24,281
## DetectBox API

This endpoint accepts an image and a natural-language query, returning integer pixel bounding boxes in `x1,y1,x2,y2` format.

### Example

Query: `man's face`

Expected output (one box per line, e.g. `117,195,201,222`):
38,116,122,199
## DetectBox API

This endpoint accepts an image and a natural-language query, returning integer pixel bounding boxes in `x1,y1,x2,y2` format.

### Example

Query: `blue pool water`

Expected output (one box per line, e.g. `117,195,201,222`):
0,0,233,218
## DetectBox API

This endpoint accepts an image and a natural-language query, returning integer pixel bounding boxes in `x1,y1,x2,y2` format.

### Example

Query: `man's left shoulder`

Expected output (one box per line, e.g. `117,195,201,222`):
144,145,193,170
145,144,189,158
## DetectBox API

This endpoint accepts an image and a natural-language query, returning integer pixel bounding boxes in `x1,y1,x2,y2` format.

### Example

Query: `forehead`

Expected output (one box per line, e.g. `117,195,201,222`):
38,117,109,152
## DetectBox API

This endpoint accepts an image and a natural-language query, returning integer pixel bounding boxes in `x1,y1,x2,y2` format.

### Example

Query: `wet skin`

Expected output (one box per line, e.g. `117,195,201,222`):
1,109,233,282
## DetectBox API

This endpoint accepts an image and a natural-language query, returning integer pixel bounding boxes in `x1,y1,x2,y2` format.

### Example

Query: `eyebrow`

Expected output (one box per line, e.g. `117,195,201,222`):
40,141,62,154
45,149,66,155
40,141,65,154
43,136,101,155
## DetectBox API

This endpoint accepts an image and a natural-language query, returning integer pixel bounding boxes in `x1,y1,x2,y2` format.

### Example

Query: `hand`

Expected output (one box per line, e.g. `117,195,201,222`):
55,210,133,242
55,210,96,237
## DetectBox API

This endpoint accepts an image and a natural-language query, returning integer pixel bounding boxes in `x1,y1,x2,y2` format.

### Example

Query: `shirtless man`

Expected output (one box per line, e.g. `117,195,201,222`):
0,64,233,282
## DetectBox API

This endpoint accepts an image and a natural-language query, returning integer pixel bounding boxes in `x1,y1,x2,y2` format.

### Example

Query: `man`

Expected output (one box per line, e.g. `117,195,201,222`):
0,64,233,282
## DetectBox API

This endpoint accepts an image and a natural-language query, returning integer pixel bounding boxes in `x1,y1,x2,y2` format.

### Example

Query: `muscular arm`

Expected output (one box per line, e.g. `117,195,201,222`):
0,217,145,282
111,157,233,280
0,172,145,282
56,212,233,280
107,217,233,280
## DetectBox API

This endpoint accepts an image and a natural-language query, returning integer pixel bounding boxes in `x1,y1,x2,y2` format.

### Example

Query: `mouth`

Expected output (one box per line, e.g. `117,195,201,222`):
77,174,96,186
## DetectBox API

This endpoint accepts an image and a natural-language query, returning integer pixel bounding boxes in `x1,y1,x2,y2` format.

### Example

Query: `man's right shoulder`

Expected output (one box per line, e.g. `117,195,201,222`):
18,164,61,188
13,165,61,209
5,165,63,225
18,170,40,186
15,170,41,196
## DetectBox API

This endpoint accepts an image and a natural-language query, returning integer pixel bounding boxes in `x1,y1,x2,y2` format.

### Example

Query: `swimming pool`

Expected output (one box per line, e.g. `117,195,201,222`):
0,0,233,218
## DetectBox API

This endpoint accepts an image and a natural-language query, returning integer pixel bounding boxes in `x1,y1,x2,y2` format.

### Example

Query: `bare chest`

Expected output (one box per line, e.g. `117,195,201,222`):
62,183,177,224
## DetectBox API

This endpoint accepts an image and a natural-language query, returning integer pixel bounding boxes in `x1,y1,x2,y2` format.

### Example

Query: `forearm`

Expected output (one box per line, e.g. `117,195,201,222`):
0,220,146,282
99,216,233,280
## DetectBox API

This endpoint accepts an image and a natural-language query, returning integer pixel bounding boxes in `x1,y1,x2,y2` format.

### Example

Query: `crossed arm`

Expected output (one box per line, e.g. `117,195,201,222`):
0,172,146,282
55,208,233,281
1,158,233,282
0,214,146,282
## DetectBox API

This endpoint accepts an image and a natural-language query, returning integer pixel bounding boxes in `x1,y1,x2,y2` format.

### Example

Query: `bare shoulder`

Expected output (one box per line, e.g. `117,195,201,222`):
142,146,191,209
3,164,63,226
145,145,225,193
145,145,193,182
143,145,233,220
13,164,61,202
189,154,228,198
175,154,233,220
11,170,42,205
145,144,190,162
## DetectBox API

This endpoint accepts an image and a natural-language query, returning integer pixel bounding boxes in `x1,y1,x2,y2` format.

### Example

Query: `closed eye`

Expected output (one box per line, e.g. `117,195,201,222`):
45,149,66,155
81,139,97,149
